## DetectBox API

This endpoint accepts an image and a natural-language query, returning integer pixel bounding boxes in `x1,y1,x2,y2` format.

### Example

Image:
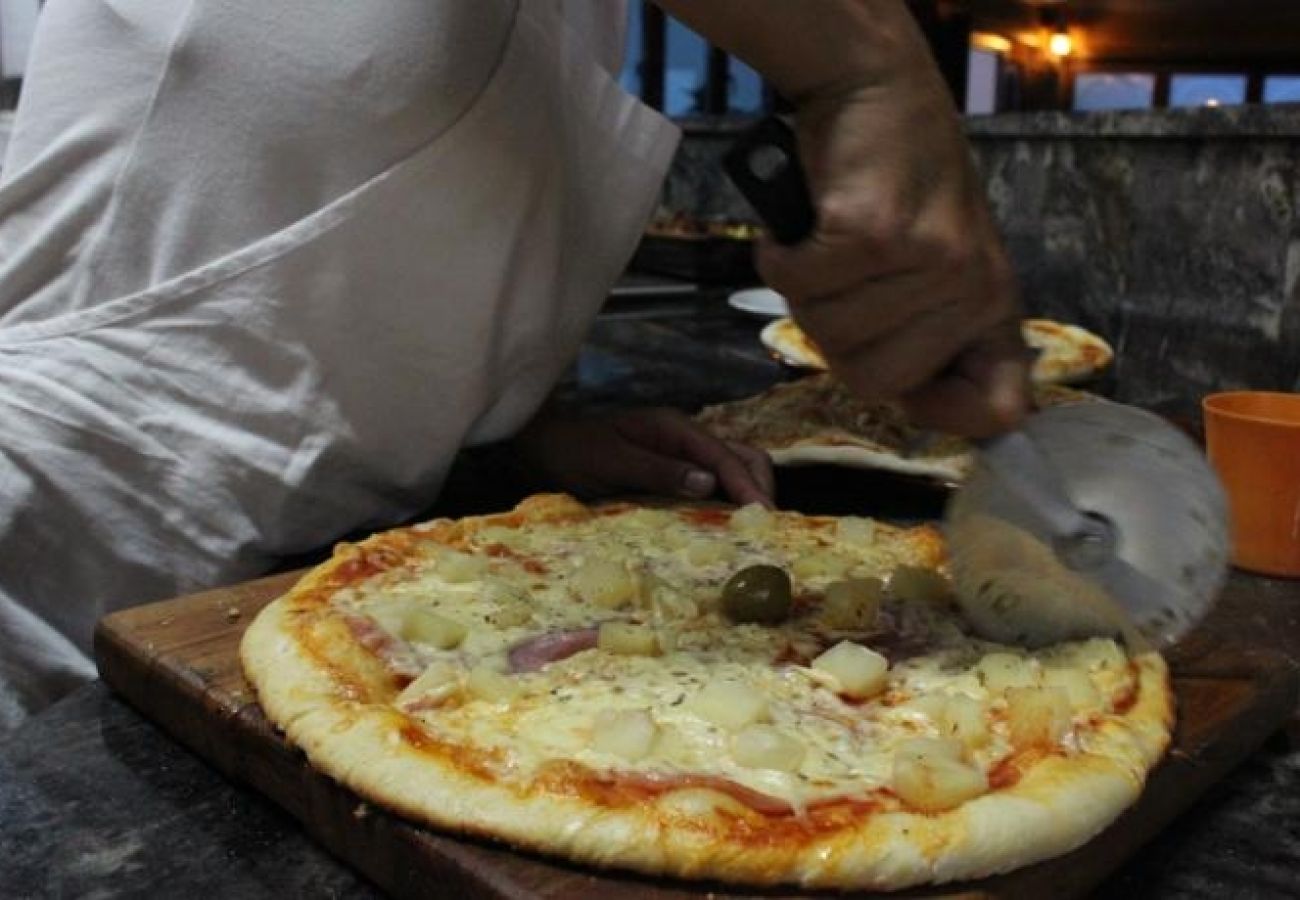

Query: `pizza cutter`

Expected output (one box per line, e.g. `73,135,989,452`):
945,405,1228,648
724,116,1230,648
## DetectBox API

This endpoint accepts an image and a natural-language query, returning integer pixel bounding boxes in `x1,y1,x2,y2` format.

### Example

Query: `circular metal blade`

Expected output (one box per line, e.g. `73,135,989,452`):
945,402,1229,649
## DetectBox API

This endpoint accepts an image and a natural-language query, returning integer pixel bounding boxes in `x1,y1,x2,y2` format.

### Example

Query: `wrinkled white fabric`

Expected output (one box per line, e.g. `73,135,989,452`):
0,0,679,731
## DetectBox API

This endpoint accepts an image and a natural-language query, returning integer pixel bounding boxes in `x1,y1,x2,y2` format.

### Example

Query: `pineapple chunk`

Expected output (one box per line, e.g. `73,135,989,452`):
892,738,989,812
940,694,991,749
792,551,852,581
490,602,532,628
901,692,949,723
466,665,522,703
976,651,1038,694
1005,686,1072,748
570,559,639,609
651,723,696,764
1073,637,1128,673
730,502,774,534
640,573,698,619
619,508,674,532
367,603,412,639
889,565,952,606
732,725,806,772
597,622,662,657
690,681,769,731
439,551,489,584
402,609,468,649
1043,666,1102,711
811,641,890,700
834,516,876,544
686,538,735,566
591,709,658,761
395,661,460,707
820,578,885,630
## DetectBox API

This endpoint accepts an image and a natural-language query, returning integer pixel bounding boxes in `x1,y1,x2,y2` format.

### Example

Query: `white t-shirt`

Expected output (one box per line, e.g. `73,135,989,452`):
0,0,679,729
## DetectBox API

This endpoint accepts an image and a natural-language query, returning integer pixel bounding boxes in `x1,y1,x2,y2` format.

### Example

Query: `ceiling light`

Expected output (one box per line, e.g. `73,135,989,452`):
1048,27,1073,57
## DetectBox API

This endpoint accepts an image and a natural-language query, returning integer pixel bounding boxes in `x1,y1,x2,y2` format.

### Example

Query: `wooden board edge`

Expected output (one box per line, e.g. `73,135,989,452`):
94,617,535,900
991,663,1300,899
91,614,1300,900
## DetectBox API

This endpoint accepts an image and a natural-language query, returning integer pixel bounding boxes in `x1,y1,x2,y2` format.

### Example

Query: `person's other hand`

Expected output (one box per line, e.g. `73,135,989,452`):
757,62,1030,438
511,408,774,506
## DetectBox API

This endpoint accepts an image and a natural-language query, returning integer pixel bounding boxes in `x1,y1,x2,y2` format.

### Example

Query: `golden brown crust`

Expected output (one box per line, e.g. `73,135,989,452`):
241,495,1171,891
1023,319,1115,384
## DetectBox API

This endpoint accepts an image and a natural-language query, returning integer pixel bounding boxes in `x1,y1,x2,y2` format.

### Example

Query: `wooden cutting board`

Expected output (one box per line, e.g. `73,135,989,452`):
95,570,1297,900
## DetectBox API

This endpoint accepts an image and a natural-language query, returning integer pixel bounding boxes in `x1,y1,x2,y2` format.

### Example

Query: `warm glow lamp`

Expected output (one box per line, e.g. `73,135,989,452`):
1048,27,1072,58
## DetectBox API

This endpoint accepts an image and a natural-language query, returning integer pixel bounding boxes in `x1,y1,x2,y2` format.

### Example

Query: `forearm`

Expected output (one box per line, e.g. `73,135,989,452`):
647,0,942,103
653,3,1028,437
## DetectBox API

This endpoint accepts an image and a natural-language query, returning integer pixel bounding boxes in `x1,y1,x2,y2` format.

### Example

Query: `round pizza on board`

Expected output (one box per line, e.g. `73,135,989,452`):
761,317,1115,385
697,373,1100,483
241,494,1172,892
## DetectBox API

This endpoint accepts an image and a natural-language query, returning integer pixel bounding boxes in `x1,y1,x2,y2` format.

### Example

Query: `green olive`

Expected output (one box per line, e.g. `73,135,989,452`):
721,564,793,625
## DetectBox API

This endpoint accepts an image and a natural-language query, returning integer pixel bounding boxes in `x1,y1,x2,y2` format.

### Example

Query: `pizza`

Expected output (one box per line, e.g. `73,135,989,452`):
761,317,1114,385
240,493,1171,891
697,373,1099,482
1022,319,1116,385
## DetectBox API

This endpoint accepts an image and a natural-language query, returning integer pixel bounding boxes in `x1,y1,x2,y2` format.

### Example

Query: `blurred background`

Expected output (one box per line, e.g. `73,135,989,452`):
612,0,1300,119
0,1,1295,116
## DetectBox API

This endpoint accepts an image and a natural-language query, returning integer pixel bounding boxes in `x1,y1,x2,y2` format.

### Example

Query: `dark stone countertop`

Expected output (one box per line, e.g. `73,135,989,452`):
3,289,1300,899
964,104,1300,140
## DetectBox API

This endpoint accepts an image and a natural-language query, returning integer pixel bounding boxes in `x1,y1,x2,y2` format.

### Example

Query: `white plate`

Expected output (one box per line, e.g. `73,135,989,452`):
727,287,789,318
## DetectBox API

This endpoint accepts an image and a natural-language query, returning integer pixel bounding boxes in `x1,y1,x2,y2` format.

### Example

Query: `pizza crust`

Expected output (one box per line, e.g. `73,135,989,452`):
770,443,970,482
241,496,1172,891
246,592,1169,889
1023,319,1115,385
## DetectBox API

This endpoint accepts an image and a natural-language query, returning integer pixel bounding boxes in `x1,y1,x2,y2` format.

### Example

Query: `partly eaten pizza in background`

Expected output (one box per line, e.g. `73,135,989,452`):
761,317,1114,386
697,374,1100,482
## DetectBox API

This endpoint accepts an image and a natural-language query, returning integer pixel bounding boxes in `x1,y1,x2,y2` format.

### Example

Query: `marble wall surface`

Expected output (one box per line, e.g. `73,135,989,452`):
656,107,1300,415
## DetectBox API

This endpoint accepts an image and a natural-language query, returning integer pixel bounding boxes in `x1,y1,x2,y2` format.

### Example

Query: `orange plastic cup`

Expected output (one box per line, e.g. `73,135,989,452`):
1203,391,1300,577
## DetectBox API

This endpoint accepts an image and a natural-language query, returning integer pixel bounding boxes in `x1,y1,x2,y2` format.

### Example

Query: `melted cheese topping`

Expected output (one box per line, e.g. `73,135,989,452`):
333,505,1137,812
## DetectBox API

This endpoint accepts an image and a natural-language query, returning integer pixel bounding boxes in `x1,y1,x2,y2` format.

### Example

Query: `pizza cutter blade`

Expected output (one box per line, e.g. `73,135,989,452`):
721,117,1229,648
944,402,1229,649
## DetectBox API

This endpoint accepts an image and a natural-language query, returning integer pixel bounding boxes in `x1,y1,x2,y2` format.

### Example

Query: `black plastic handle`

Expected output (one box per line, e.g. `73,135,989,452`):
722,116,816,246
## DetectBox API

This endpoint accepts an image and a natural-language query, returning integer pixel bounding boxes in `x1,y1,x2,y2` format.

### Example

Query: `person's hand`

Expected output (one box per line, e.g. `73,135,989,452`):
511,408,774,506
758,73,1030,438
649,0,1030,438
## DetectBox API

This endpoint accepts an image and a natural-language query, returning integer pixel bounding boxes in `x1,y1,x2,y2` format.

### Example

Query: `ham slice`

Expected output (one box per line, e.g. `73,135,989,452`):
602,771,882,819
612,771,797,816
507,627,600,673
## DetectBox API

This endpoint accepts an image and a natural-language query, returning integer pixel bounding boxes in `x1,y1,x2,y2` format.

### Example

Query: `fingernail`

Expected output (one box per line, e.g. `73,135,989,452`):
680,469,716,498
